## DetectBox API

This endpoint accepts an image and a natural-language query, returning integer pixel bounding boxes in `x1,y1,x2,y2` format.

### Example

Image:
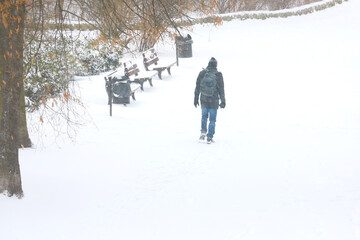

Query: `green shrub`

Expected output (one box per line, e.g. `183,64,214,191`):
75,37,122,76
23,33,123,110
24,34,84,110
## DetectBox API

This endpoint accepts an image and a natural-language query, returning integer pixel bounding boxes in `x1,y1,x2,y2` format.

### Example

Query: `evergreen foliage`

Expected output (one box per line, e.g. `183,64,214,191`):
24,34,83,110
76,37,122,76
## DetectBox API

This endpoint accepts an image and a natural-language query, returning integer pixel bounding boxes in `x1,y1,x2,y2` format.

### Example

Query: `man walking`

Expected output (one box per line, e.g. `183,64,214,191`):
194,57,226,144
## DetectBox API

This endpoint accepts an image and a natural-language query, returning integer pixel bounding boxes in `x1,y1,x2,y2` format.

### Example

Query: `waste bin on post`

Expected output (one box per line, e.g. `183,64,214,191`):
109,75,131,105
176,34,193,64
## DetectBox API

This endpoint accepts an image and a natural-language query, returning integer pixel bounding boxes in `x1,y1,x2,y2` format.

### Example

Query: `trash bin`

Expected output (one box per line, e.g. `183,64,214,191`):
109,75,131,104
176,34,193,58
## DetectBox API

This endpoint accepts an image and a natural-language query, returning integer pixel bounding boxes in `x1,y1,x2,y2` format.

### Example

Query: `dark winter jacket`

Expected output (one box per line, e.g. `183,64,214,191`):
194,58,226,109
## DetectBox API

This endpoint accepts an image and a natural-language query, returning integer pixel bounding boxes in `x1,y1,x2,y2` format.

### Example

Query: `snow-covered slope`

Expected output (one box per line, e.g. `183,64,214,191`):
1,1,360,240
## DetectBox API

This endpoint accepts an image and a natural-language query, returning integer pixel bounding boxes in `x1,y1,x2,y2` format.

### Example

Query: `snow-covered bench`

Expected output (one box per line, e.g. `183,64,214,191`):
124,60,157,91
142,48,177,80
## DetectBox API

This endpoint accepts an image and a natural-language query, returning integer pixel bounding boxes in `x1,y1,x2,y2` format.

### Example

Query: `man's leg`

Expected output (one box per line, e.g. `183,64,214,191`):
207,109,217,139
201,108,209,134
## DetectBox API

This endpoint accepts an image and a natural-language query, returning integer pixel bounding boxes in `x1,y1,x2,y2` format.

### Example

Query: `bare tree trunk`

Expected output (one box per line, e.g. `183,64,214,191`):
0,79,31,149
17,76,32,148
0,1,26,198
0,2,31,149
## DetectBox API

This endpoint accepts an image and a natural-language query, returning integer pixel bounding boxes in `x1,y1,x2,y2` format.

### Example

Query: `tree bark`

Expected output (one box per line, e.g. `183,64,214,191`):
17,72,32,148
0,2,31,149
0,1,26,198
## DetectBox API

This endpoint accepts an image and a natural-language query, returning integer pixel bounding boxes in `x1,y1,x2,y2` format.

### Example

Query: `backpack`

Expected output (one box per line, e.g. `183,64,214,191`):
200,69,217,97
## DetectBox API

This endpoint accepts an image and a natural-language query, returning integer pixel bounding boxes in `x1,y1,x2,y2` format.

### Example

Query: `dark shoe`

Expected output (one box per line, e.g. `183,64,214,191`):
207,137,214,144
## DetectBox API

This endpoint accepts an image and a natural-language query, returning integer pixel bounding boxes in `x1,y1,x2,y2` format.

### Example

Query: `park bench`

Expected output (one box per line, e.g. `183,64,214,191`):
142,48,177,80
123,60,157,91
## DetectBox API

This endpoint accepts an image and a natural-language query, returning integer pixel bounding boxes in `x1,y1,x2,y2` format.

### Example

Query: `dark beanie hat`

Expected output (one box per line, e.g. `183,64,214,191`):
208,57,217,68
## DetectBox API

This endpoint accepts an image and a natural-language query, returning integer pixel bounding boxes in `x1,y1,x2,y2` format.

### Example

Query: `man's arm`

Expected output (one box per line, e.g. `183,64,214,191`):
217,72,226,108
194,70,205,106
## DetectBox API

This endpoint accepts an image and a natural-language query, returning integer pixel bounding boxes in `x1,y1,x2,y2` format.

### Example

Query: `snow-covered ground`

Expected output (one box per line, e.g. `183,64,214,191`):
2,1,360,239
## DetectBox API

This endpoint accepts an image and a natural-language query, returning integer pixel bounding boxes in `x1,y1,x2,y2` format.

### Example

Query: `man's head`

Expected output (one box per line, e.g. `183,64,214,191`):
207,57,217,68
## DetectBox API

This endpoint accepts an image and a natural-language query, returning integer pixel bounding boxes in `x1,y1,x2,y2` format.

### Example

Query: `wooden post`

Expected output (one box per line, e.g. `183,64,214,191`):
109,79,113,117
176,42,179,66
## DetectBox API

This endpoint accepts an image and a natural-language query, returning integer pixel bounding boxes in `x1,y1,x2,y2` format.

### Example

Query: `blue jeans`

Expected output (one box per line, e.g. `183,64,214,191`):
201,108,217,139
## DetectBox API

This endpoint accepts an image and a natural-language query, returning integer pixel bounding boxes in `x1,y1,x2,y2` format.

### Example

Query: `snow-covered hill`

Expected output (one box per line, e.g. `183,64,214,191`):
1,1,360,239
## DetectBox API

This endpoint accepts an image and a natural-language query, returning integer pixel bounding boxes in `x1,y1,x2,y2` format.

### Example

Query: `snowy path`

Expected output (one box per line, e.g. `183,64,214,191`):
2,1,360,240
